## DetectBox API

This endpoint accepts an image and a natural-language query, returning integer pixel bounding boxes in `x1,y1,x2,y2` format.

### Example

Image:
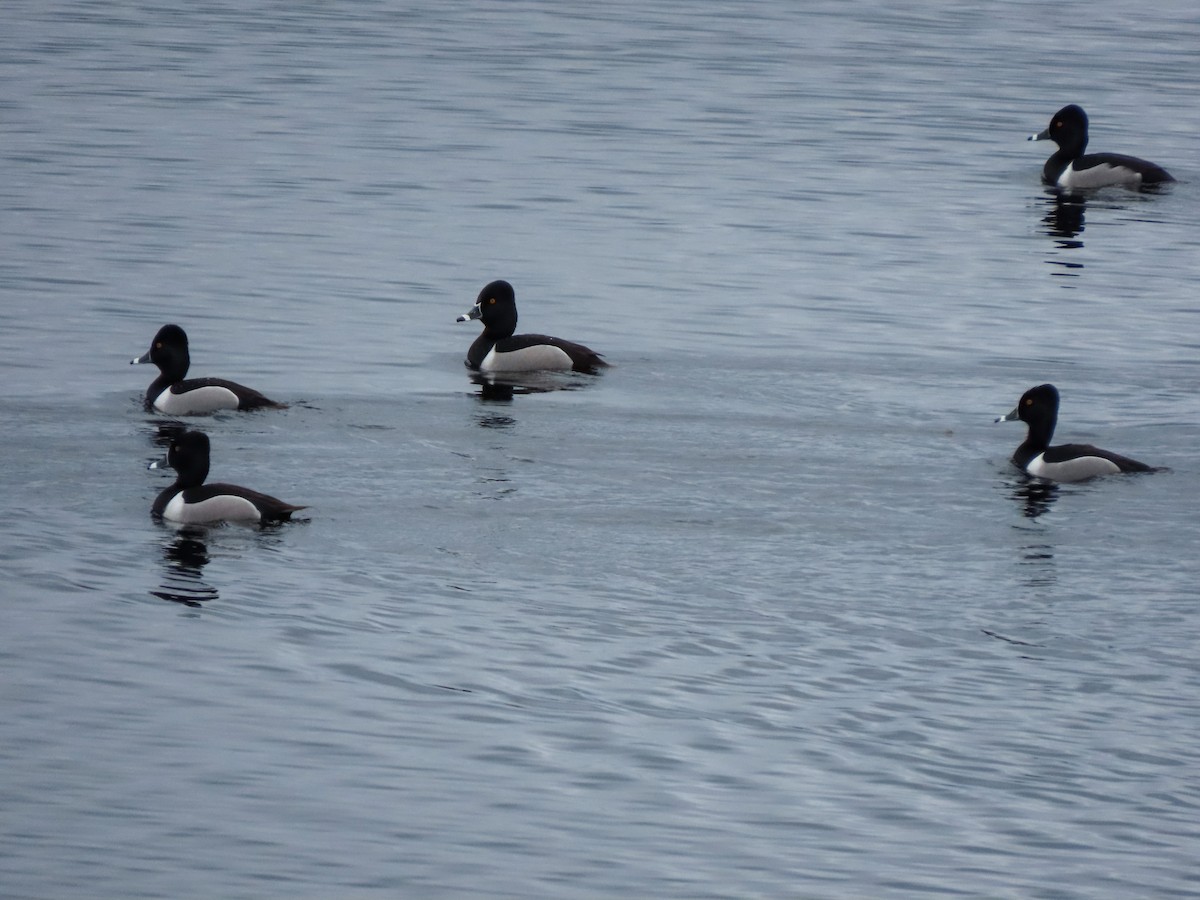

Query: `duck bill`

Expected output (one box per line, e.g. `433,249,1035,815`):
456,304,482,323
131,350,152,365
1028,128,1050,142
148,455,171,471
994,406,1020,424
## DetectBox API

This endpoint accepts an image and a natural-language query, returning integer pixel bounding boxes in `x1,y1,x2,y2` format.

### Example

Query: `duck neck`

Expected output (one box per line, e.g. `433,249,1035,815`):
466,332,497,370
1015,412,1056,467
1043,149,1074,185
158,348,190,385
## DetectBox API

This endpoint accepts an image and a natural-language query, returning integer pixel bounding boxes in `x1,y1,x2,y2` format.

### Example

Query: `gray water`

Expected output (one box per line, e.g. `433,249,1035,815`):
3,1,1200,897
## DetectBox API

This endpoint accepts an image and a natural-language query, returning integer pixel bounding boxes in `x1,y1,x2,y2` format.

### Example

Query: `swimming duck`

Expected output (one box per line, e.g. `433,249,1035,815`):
996,383,1156,481
1029,104,1174,190
132,324,286,414
151,429,305,524
457,280,608,374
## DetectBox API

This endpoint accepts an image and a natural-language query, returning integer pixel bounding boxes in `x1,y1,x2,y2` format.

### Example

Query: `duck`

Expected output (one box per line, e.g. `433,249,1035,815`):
995,384,1157,481
456,280,608,374
1029,104,1174,190
150,429,306,524
131,324,286,414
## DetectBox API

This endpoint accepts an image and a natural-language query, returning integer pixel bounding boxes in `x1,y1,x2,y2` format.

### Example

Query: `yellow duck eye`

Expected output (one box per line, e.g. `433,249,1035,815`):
488,297,496,305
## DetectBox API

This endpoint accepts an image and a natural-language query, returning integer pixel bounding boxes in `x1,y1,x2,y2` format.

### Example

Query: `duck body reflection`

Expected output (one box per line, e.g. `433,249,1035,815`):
1043,194,1086,242
152,529,219,606
469,369,601,403
1010,477,1062,520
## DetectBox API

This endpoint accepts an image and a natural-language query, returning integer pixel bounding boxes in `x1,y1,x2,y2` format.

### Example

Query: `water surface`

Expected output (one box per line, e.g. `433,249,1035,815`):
3,1,1200,897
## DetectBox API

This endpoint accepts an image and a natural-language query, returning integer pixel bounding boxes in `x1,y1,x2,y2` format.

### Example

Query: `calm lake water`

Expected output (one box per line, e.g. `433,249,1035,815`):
3,1,1200,897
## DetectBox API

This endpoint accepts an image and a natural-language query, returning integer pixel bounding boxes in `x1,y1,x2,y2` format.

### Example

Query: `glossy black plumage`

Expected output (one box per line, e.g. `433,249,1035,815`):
132,324,286,414
996,384,1156,482
152,430,305,524
1030,105,1174,189
457,280,608,374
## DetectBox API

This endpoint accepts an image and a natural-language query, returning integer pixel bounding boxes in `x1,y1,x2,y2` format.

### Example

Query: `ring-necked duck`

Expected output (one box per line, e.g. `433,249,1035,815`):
150,430,306,524
456,280,608,374
131,324,286,414
1029,105,1174,190
995,383,1157,481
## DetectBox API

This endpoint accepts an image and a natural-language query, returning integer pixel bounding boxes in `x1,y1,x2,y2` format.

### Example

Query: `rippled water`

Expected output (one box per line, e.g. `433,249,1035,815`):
4,1,1200,897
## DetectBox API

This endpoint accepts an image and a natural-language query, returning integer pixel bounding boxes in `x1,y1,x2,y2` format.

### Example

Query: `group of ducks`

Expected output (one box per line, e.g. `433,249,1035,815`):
134,105,1169,527
1012,104,1168,480
135,279,609,525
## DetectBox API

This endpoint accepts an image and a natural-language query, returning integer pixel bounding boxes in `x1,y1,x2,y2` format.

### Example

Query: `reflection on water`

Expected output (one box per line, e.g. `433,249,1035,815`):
151,529,218,606
1006,478,1059,591
1041,194,1086,279
143,420,189,448
1011,478,1060,520
476,379,518,404
1043,193,1086,240
476,411,516,430
1018,542,1057,590
470,371,599,400
477,415,516,432
470,371,599,427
